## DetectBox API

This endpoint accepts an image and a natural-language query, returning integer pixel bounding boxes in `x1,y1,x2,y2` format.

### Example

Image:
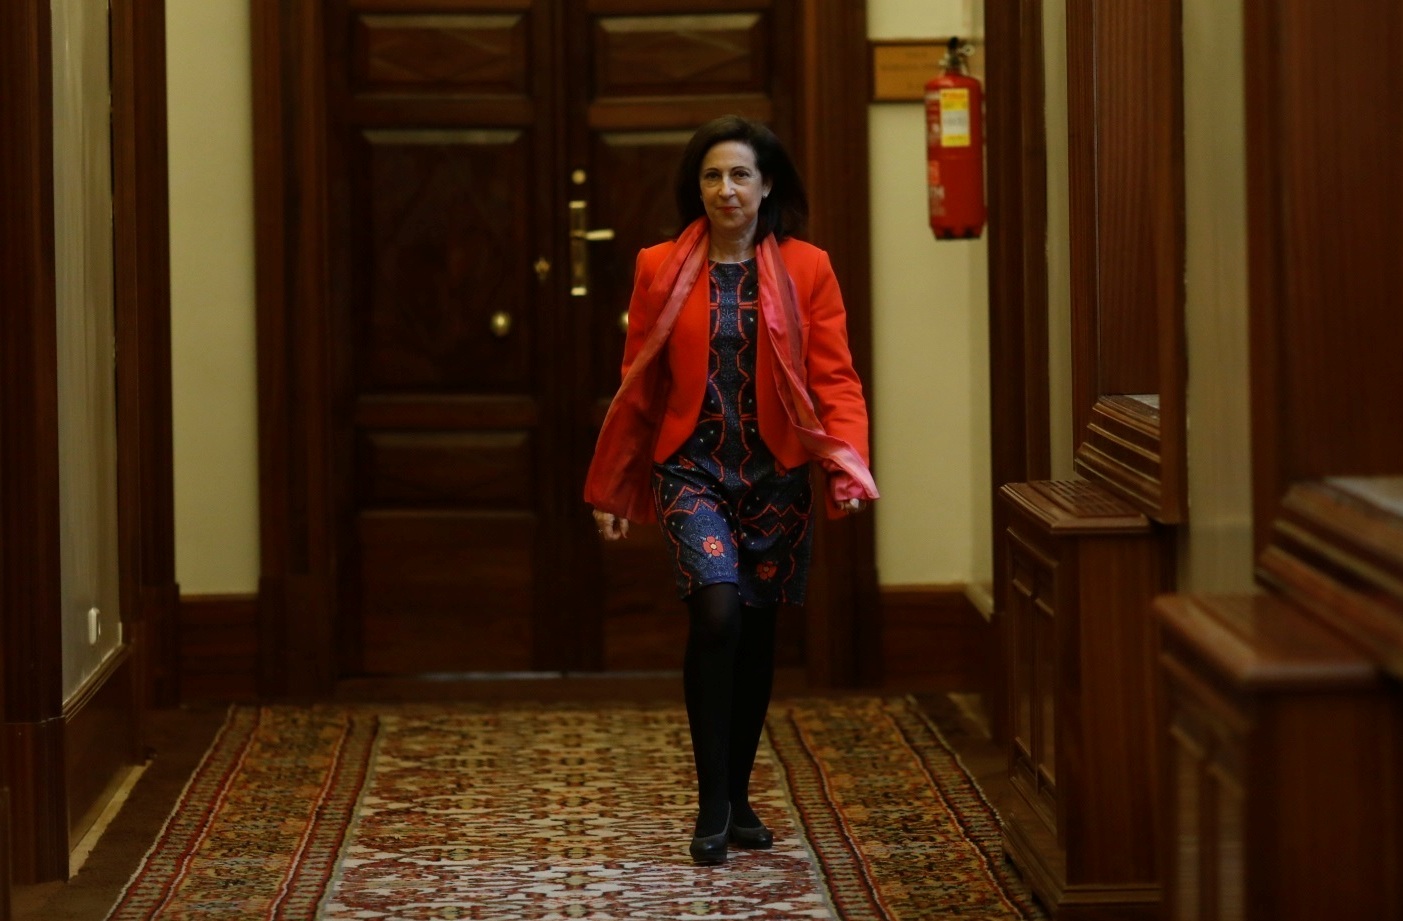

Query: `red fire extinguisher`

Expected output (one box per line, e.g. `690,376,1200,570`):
925,37,985,239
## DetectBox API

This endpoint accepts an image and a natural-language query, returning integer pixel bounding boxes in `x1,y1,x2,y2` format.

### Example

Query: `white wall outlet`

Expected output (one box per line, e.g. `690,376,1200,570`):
88,607,101,644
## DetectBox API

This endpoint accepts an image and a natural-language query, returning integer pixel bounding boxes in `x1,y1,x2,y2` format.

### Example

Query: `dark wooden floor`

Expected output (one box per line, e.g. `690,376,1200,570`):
13,689,1014,921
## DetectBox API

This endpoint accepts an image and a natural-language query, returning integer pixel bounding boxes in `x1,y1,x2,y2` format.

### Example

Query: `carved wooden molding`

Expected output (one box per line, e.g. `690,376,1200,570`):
1258,478,1403,680
1000,479,1151,538
1156,592,1377,692
1074,394,1183,523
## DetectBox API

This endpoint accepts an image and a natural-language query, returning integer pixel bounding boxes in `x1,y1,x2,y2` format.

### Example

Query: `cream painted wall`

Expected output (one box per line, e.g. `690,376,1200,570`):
1180,0,1253,590
868,0,992,587
166,1,994,593
868,0,981,39
167,0,261,594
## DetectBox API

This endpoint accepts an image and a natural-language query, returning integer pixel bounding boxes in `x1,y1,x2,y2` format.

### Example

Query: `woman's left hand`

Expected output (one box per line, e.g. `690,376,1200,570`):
593,508,631,540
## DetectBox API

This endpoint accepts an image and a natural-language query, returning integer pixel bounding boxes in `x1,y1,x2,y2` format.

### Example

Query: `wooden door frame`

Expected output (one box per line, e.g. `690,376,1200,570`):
0,0,65,887
251,0,878,696
0,0,175,886
111,0,180,713
985,0,1051,494
982,0,1052,741
796,0,879,687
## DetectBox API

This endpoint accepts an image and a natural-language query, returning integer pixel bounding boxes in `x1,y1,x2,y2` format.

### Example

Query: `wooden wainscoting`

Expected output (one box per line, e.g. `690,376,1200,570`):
879,584,994,693
186,588,991,702
179,595,260,702
63,647,141,850
3,649,142,885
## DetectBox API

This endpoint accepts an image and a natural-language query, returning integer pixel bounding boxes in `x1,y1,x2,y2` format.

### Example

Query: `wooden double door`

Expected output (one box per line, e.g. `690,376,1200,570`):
320,0,804,678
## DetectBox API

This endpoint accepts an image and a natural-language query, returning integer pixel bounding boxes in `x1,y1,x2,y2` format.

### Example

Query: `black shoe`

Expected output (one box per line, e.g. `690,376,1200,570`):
690,806,730,865
729,817,774,849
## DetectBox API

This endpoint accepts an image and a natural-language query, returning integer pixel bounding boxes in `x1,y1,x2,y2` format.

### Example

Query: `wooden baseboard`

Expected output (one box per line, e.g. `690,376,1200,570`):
0,648,137,884
2,715,64,884
63,645,140,851
1004,812,1162,920
183,588,997,701
180,594,260,702
880,584,994,693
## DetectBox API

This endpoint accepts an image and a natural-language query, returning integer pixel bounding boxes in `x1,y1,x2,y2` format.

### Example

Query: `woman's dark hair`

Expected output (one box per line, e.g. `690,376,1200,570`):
673,115,808,241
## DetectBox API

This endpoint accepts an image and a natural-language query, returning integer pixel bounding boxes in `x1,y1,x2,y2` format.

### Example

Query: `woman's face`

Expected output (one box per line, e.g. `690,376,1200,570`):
699,140,771,243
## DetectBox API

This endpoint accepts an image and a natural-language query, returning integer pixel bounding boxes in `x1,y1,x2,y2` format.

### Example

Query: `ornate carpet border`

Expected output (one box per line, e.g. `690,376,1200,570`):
106,706,378,920
767,696,1044,920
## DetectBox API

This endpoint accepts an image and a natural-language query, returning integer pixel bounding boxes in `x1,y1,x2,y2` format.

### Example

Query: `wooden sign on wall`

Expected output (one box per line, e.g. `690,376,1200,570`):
869,39,984,102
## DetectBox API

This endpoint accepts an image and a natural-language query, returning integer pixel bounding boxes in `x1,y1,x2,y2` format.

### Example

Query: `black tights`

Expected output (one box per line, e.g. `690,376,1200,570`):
682,583,778,836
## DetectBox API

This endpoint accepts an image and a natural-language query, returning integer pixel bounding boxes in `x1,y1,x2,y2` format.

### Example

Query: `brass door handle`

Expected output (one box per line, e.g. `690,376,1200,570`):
569,200,614,296
618,310,629,334
489,310,512,338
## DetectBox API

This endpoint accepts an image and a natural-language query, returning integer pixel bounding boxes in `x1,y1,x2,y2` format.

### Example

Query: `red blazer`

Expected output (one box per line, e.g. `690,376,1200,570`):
620,236,871,471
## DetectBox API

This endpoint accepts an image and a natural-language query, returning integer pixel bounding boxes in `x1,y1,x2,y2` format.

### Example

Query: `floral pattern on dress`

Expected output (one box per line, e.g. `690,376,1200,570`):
651,259,814,605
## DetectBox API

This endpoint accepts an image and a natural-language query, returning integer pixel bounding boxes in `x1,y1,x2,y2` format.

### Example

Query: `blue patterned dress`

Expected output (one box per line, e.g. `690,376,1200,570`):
651,259,814,606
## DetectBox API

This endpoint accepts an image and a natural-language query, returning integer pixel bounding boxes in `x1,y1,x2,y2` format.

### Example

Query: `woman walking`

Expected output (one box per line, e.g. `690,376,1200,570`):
585,115,877,865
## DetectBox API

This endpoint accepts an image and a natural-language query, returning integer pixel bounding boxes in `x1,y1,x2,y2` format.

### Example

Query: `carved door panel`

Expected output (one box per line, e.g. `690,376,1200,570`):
325,1,796,678
1005,527,1058,832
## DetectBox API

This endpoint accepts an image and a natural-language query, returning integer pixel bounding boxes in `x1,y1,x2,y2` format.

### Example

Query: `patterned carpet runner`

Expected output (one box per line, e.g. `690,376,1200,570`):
107,697,1044,920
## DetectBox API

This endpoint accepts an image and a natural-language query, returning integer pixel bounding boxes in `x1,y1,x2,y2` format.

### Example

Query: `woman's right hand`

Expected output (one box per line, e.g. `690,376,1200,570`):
593,509,630,541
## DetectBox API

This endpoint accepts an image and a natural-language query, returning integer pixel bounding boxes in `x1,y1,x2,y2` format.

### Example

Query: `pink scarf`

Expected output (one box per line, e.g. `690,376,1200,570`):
585,218,878,522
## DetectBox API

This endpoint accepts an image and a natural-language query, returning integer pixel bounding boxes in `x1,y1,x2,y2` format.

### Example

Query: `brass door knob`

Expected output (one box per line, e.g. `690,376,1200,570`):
489,311,512,338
